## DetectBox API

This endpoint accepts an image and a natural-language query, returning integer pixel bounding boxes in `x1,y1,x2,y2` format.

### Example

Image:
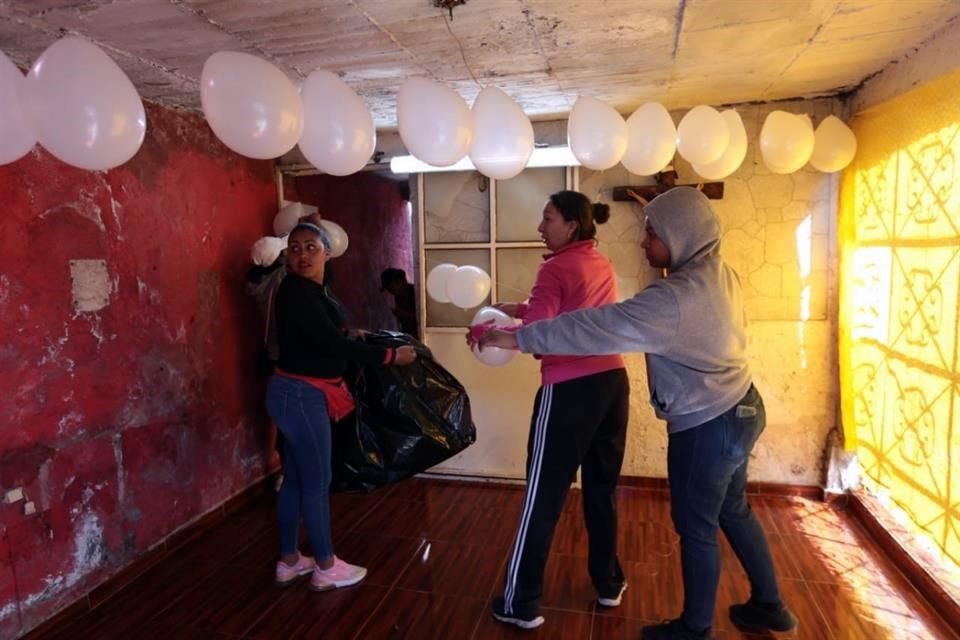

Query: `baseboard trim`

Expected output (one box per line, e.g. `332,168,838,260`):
846,491,960,636
616,475,823,498
20,474,276,640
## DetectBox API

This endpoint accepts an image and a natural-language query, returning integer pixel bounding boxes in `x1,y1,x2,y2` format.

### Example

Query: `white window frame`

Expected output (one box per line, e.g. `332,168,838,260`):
417,167,579,333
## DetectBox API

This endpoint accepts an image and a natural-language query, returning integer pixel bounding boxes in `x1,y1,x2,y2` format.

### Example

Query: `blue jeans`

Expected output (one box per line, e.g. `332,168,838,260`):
266,375,334,561
667,385,781,632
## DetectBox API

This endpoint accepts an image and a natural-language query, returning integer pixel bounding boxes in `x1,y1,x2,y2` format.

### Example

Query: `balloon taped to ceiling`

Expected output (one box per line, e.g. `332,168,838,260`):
434,0,467,20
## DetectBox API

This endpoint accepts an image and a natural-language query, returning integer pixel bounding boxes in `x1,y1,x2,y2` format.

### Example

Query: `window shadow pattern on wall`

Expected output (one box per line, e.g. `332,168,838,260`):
840,69,960,566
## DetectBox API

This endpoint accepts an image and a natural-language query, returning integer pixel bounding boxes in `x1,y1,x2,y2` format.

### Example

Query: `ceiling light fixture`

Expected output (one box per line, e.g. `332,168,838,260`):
389,145,581,174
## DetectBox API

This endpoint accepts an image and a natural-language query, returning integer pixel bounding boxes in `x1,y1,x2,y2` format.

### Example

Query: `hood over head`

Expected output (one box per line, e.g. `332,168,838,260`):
644,187,722,271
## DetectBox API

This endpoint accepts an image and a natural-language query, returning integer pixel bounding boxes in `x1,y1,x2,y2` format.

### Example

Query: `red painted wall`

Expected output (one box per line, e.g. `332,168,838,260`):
0,103,277,637
286,172,414,333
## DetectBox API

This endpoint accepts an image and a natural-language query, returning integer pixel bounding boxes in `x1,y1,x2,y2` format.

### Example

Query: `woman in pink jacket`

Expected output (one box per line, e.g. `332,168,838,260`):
486,190,630,630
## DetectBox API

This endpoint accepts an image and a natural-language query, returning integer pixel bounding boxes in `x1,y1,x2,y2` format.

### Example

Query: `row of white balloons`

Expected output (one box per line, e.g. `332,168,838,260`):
0,36,857,180
426,263,492,310
568,98,857,177
0,38,146,169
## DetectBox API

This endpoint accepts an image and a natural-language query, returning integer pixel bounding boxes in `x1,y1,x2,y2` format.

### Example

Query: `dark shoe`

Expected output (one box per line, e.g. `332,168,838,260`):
641,618,713,639
492,596,544,630
729,599,798,632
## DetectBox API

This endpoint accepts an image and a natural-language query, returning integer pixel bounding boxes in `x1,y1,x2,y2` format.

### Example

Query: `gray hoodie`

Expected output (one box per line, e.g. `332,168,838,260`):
516,187,751,433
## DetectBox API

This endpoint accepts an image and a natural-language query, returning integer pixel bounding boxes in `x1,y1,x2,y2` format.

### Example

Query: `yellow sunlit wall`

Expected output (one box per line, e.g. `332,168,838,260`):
840,68,960,564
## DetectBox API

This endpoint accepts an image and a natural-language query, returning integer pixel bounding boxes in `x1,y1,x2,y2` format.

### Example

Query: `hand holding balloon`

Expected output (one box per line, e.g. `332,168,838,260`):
477,329,519,352
467,307,516,366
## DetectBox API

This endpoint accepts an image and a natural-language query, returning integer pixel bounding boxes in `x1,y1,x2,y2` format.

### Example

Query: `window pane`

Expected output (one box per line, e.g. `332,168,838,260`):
496,248,544,304
496,168,565,242
423,171,490,243
425,248,491,327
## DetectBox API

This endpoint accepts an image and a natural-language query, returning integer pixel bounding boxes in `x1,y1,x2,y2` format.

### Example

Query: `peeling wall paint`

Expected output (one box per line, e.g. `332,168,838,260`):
0,103,277,637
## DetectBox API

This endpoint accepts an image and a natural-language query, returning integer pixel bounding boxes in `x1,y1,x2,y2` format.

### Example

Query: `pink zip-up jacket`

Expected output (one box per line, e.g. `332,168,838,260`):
514,239,625,385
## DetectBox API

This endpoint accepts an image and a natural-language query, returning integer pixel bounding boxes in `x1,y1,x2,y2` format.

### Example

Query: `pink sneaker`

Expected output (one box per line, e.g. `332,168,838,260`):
310,556,367,591
275,553,316,587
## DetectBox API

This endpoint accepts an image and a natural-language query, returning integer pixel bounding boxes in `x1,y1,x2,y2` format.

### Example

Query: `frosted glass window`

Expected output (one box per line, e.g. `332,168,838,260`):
496,168,565,242
496,248,545,304
424,248,491,327
423,172,490,243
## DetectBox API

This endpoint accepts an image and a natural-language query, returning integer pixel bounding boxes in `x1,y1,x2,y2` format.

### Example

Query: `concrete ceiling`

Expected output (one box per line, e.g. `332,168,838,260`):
2,0,959,128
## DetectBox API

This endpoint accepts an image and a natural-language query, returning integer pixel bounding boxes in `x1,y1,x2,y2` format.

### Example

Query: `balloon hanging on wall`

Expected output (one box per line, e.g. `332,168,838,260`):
676,105,729,166
22,37,146,171
274,202,306,237
398,77,473,167
621,102,676,176
0,51,36,165
760,111,815,174
426,263,458,303
469,306,516,367
447,265,491,309
299,69,376,176
809,115,857,172
201,51,303,159
692,109,747,180
468,86,534,180
567,96,628,170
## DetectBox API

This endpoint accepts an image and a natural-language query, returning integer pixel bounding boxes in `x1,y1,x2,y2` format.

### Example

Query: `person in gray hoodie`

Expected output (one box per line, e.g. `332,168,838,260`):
472,187,797,640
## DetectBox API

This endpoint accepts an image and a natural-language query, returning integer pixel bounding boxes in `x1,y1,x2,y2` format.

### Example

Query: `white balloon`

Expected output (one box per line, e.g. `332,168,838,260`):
320,220,349,258
693,110,747,180
470,306,516,367
447,265,491,309
274,202,305,236
760,111,814,174
567,96,628,170
201,51,303,159
468,87,533,180
22,37,145,171
0,52,35,164
809,115,857,172
621,102,676,176
251,236,286,266
426,263,457,303
300,70,375,176
398,77,473,167
676,105,729,166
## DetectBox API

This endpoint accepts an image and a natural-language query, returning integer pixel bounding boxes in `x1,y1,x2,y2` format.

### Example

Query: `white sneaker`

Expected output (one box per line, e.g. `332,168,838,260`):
310,556,367,591
598,582,627,607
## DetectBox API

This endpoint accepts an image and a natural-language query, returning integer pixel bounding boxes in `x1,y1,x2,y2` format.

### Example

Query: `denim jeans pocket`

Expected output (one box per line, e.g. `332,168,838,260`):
721,410,760,463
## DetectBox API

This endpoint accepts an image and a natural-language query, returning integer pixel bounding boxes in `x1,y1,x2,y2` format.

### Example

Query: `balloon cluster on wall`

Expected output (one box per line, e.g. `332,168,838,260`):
0,37,146,170
426,263,491,309
251,201,350,264
0,38,857,179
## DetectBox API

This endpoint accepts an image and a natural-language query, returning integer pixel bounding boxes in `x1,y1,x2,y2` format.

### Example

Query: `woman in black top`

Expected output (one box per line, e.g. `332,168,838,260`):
267,223,416,591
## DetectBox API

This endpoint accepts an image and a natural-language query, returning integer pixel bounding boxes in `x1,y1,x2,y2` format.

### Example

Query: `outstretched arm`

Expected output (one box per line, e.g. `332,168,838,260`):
513,284,680,356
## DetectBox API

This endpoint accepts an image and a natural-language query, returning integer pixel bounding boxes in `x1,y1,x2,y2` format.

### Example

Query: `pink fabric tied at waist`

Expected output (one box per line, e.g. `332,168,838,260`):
276,369,356,422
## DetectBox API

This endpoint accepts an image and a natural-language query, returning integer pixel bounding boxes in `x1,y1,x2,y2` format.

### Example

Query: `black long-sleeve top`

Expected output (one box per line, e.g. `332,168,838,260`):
276,274,390,378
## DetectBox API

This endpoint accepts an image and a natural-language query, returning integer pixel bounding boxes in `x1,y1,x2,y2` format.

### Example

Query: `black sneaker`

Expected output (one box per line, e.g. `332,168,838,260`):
729,599,799,632
641,618,713,639
491,596,544,630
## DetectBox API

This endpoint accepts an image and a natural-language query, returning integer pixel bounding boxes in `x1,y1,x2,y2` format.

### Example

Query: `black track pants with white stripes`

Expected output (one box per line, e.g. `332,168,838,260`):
501,367,630,618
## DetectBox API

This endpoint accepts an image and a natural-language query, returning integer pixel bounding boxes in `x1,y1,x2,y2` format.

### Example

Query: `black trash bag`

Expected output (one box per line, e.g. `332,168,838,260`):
330,331,476,492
